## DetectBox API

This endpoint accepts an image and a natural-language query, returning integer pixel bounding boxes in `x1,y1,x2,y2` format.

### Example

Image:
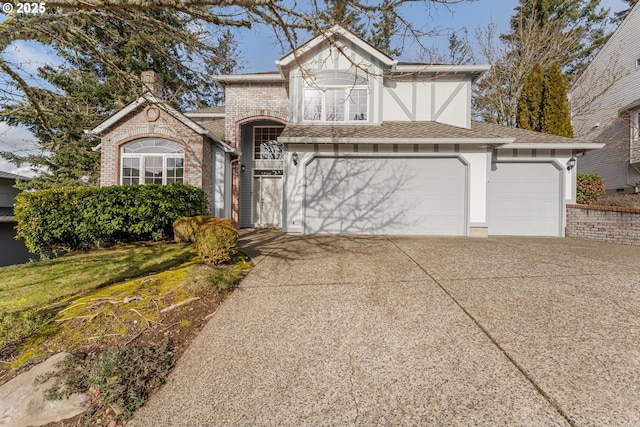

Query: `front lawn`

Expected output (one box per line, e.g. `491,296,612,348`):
0,242,198,314
0,241,251,426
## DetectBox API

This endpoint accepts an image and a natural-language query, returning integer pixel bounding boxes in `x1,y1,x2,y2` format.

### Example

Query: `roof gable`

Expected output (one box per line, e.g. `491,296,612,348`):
87,94,210,137
276,25,396,76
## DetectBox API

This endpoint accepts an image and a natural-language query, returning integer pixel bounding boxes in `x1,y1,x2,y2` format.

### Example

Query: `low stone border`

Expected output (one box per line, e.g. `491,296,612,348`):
566,204,640,245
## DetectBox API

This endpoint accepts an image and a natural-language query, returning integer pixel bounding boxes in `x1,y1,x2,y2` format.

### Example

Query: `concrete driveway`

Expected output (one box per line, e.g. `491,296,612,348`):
129,231,640,426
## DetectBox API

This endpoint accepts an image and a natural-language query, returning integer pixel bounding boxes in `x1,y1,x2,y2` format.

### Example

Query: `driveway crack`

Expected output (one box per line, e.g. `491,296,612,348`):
386,237,576,427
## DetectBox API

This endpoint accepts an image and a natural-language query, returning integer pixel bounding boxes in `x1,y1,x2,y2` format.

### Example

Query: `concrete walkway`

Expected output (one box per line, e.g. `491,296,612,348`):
129,231,640,426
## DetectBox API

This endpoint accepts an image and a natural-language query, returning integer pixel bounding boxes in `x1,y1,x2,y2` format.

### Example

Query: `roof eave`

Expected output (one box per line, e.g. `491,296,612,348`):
277,25,395,71
499,142,606,150
212,73,285,85
389,65,490,82
279,137,514,145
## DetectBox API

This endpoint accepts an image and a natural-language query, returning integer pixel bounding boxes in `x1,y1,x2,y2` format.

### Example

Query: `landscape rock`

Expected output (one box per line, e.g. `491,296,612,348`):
0,352,88,427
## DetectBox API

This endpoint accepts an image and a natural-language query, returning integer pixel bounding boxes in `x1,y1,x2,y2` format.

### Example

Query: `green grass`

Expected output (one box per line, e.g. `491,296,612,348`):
0,242,198,314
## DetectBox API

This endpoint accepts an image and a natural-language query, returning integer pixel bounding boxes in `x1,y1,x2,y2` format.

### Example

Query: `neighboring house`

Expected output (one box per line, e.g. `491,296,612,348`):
0,171,32,266
570,3,640,192
91,25,602,237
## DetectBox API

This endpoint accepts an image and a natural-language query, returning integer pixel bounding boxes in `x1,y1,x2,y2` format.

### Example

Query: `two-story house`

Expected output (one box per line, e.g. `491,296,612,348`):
91,25,602,237
570,2,640,192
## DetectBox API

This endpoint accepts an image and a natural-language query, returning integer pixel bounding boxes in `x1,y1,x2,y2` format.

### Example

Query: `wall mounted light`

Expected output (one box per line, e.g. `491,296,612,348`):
241,164,245,173
292,152,299,166
566,157,576,170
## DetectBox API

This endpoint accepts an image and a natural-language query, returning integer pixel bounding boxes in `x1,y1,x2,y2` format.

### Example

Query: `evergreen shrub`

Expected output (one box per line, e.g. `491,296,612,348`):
173,216,237,264
15,184,208,253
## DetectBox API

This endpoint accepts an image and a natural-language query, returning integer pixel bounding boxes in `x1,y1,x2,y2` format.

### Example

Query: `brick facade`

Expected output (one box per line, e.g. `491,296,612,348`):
223,81,289,223
566,204,640,245
99,104,213,206
223,82,289,148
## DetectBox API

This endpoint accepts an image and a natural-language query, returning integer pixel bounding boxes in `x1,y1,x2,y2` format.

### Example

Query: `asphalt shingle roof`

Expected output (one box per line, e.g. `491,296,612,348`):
280,120,589,144
191,117,225,141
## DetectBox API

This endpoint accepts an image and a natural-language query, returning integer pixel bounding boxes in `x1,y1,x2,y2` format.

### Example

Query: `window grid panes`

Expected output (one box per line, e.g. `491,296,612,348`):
303,71,368,123
326,89,345,121
120,139,185,186
122,158,140,186
254,127,284,160
303,90,322,121
144,157,163,184
166,158,184,184
348,89,367,121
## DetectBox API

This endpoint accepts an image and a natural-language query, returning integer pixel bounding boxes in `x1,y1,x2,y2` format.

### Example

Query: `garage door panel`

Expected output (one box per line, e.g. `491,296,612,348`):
488,162,561,236
304,157,466,235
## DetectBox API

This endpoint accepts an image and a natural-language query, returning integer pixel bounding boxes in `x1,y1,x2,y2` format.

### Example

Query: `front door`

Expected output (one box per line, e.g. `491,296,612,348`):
252,171,282,227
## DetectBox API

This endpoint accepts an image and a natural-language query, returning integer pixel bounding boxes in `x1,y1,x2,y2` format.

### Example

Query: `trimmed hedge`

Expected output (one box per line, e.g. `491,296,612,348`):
576,173,605,205
15,184,208,253
173,216,238,265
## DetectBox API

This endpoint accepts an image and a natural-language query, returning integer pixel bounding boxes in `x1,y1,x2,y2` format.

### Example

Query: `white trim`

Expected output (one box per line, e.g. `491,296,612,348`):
278,137,515,145
276,25,395,72
499,142,605,150
390,64,490,82
212,73,285,84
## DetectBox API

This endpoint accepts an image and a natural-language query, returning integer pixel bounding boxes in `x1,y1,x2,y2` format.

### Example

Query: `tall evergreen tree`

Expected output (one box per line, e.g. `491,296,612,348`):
541,63,574,137
369,0,402,57
0,10,241,189
508,0,610,77
612,0,639,24
317,0,366,37
516,62,545,131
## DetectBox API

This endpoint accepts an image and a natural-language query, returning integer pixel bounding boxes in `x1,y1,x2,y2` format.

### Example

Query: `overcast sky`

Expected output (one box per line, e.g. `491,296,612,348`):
0,0,630,175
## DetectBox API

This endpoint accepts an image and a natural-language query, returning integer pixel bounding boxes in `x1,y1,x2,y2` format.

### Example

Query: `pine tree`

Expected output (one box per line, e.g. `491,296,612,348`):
369,0,402,57
508,0,610,76
516,62,545,131
612,0,639,24
541,63,574,137
0,10,242,189
317,0,366,37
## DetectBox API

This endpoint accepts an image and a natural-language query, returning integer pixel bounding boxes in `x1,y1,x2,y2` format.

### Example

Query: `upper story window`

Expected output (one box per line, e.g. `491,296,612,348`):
254,126,284,160
303,71,369,122
120,138,184,185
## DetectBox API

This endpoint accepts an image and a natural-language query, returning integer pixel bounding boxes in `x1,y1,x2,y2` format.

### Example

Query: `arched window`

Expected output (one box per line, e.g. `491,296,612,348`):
120,138,184,185
303,71,368,122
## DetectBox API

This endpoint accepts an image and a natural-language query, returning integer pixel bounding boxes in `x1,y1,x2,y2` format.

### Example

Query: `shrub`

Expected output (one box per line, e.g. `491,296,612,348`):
173,215,212,243
576,174,605,205
194,218,238,265
42,341,174,421
15,184,208,253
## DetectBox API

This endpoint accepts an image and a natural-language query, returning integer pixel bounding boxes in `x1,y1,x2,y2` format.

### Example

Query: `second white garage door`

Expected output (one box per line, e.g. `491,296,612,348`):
488,162,562,236
303,156,467,235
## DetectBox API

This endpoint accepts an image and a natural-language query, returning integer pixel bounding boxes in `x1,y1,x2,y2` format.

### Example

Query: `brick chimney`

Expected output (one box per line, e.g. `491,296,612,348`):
141,70,163,97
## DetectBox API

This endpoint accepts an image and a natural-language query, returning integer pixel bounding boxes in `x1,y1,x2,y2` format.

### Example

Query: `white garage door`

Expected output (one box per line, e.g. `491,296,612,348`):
488,162,562,236
304,156,467,235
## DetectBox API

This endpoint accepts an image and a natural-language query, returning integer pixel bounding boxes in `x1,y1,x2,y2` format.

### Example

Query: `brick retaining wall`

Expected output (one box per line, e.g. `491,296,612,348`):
566,204,640,245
